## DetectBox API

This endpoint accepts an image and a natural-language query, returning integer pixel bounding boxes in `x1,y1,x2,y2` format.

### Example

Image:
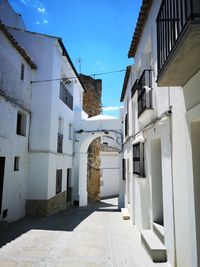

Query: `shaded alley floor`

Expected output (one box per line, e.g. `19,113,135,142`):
0,198,170,267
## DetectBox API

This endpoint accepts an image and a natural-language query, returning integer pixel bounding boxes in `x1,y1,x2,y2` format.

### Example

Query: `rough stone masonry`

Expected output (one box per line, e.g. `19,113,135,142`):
79,74,102,202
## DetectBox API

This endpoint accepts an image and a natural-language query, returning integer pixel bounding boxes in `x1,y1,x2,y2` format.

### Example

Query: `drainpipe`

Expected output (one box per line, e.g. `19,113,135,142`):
168,87,177,267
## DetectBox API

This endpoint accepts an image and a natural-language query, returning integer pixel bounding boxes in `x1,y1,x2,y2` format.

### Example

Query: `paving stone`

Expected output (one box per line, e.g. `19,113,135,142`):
0,198,171,267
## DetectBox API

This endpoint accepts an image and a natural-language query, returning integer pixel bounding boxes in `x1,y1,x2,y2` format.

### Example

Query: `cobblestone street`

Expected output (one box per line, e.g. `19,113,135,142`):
0,198,170,267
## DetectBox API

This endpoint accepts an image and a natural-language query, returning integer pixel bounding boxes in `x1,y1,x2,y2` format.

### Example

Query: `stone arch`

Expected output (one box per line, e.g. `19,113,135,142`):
78,131,120,206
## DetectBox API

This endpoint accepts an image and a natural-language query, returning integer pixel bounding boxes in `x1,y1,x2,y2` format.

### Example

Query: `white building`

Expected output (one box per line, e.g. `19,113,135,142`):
121,0,200,267
0,21,37,222
8,27,86,216
0,0,86,219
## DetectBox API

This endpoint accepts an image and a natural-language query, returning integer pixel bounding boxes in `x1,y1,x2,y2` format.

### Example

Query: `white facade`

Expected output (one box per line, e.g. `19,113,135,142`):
121,1,200,267
100,136,120,198
0,24,34,221
100,151,120,198
0,0,26,30
9,28,84,207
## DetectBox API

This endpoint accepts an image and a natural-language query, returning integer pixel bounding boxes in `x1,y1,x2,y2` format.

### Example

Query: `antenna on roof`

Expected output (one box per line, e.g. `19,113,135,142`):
76,57,82,74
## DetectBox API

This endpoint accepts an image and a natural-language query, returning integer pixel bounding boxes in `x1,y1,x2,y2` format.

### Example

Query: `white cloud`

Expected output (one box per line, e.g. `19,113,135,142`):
102,106,123,111
37,7,45,13
35,19,49,25
43,19,48,24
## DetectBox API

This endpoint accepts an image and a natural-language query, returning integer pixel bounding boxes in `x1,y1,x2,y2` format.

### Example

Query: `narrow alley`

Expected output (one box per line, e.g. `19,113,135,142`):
0,198,169,267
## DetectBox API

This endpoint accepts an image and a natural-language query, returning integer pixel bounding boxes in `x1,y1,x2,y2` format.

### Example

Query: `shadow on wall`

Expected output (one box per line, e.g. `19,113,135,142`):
0,198,119,248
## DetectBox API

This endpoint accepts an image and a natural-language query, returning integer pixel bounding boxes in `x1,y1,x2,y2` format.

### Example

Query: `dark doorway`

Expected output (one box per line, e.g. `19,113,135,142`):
151,138,164,226
67,168,72,203
0,157,5,214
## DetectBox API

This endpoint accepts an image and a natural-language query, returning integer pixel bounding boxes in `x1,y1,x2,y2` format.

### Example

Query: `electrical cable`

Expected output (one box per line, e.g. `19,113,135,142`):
30,69,126,84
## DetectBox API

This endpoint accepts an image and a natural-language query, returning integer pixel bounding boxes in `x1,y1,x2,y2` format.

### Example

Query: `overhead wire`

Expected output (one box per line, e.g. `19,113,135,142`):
30,69,126,84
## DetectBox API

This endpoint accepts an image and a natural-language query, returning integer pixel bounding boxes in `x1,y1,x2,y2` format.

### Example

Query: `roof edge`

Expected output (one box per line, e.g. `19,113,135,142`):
0,22,37,69
58,38,86,92
120,65,132,102
128,0,153,58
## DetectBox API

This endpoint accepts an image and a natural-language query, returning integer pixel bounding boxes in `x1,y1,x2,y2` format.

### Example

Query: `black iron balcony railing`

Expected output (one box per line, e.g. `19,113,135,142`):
157,0,200,75
60,82,73,110
57,133,63,153
137,70,153,117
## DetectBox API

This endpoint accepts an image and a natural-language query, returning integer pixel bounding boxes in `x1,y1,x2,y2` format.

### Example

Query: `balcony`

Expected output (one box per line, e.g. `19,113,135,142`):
157,0,200,87
137,70,153,117
57,133,63,153
60,82,73,110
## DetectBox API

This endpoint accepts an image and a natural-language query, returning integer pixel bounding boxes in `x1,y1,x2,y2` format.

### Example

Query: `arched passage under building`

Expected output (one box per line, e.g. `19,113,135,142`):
73,115,122,207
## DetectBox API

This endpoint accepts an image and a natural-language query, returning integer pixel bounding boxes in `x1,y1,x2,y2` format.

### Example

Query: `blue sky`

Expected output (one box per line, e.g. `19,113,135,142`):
10,0,141,117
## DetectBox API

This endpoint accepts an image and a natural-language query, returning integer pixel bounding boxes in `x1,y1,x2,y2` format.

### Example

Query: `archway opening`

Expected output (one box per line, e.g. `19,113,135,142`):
87,135,121,203
87,137,101,202
78,130,122,207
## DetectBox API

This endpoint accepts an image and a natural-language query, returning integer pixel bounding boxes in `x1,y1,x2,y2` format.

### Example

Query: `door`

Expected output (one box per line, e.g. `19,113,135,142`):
66,168,72,203
151,138,164,225
0,157,5,214
127,159,130,204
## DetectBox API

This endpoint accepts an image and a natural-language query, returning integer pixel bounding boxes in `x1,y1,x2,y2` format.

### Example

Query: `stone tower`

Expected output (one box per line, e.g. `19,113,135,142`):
79,74,102,202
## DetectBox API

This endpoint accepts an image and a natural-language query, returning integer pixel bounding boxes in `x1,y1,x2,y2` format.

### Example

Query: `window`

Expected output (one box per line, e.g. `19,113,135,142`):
57,118,63,153
57,134,63,153
58,118,63,134
69,123,73,140
122,158,126,180
14,157,19,171
133,143,145,177
56,169,62,194
16,112,26,136
21,64,25,80
60,82,73,110
137,70,153,116
124,113,128,137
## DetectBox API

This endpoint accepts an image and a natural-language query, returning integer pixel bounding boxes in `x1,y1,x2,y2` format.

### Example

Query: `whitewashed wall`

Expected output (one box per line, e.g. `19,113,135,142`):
0,0,26,29
9,28,84,202
100,152,120,198
0,28,32,221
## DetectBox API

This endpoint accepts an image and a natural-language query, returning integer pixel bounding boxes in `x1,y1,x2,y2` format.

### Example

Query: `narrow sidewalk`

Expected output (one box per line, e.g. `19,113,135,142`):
0,198,170,266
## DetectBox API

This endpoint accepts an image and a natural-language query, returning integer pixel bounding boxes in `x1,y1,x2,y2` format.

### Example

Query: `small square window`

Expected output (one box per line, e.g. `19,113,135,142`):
21,64,25,80
69,123,73,140
124,113,128,137
16,112,26,136
56,169,62,194
122,158,126,180
14,157,19,171
133,143,145,177
57,133,63,153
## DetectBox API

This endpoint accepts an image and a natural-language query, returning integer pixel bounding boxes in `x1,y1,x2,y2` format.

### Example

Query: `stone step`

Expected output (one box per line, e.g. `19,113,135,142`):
141,230,167,263
121,208,130,220
153,222,165,244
